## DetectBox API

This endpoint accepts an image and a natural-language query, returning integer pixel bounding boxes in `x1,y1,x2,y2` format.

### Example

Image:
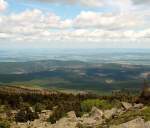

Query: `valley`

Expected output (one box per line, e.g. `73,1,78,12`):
0,60,149,93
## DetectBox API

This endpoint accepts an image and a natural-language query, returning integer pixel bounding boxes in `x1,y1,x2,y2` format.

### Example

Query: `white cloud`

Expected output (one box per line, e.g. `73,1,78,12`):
0,9,72,35
132,0,150,5
73,11,144,30
80,0,105,7
0,8,149,43
33,0,105,7
0,0,7,12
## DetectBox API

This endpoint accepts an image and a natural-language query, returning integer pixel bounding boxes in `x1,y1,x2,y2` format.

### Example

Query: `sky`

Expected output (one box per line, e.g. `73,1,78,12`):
0,0,150,49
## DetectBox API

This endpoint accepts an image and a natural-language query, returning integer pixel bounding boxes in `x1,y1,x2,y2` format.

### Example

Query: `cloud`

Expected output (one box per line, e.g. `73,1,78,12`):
132,0,150,5
80,0,105,8
0,9,72,34
0,8,149,43
73,11,143,30
31,0,105,7
0,0,7,12
33,0,76,5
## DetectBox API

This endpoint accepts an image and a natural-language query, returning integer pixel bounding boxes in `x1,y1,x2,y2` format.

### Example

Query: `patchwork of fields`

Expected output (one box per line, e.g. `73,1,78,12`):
0,60,149,93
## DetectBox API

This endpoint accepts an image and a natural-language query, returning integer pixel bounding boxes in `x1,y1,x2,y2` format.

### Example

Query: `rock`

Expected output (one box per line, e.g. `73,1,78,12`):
78,107,103,127
11,109,53,128
78,117,97,128
10,110,18,118
110,117,150,128
133,103,144,109
104,108,117,119
29,120,51,128
121,102,132,110
29,107,34,112
67,111,76,119
49,111,78,128
41,110,52,113
90,107,103,120
39,110,52,121
116,109,125,115
82,113,89,118
11,120,52,128
52,116,78,128
145,121,150,128
17,123,28,128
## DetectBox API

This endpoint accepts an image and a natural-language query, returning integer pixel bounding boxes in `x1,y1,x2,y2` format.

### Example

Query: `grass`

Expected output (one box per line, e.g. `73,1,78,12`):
81,99,113,112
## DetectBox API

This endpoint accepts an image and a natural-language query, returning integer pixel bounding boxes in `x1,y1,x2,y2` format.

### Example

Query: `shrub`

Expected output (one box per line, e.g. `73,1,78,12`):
34,103,45,113
106,107,150,125
0,121,10,128
15,107,39,122
141,107,150,121
48,106,66,124
81,99,113,112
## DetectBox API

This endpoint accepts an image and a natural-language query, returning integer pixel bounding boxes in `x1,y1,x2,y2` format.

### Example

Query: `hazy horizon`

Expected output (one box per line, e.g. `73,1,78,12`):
0,48,150,66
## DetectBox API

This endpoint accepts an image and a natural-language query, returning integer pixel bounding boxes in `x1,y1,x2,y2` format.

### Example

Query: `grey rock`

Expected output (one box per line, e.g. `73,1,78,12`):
133,103,144,109
90,106,103,120
110,117,150,128
104,108,117,119
121,102,132,110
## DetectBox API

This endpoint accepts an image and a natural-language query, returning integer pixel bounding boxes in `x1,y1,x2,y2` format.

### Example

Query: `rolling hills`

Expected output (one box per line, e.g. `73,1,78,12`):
0,60,149,93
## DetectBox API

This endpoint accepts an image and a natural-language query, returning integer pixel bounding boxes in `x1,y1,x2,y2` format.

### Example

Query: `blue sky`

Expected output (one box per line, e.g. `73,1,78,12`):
0,0,150,49
7,0,113,18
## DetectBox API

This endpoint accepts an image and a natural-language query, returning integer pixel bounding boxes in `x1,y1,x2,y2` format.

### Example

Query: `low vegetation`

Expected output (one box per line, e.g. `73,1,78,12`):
81,99,113,112
0,85,149,126
15,105,39,122
0,120,10,128
106,107,150,126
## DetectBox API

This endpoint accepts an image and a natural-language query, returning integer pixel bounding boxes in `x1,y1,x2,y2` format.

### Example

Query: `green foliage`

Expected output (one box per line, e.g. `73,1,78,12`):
34,103,45,113
106,107,150,125
141,107,150,121
81,99,113,112
0,121,10,128
107,110,141,125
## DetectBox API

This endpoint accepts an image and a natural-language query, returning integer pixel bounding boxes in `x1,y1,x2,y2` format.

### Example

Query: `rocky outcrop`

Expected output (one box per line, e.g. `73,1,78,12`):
9,104,148,128
51,114,78,128
90,106,103,120
67,111,77,120
104,108,117,119
110,118,150,128
77,107,104,128
51,107,104,128
121,102,132,110
11,120,52,128
121,102,144,110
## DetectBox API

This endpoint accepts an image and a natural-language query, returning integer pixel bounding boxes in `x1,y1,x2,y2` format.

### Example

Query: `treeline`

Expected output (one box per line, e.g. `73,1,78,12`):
0,89,138,110
0,87,99,116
